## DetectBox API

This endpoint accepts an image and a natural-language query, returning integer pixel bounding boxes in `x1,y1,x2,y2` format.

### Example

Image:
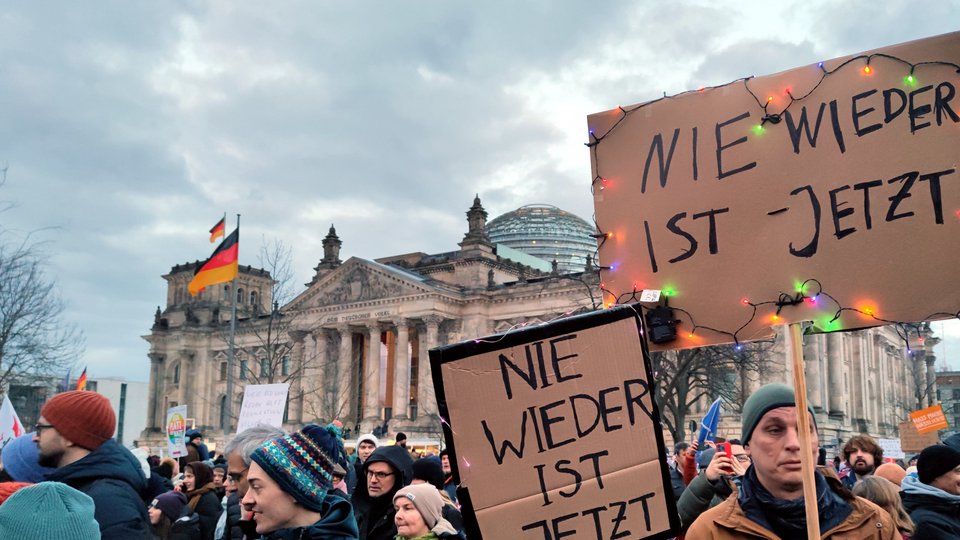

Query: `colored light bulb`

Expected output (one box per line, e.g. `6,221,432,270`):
741,298,750,305
863,65,872,74
753,124,764,135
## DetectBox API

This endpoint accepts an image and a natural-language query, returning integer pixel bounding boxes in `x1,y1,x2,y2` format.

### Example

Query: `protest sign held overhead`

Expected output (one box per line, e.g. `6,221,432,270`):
910,403,949,435
236,383,290,434
587,31,960,350
430,306,680,540
166,405,188,458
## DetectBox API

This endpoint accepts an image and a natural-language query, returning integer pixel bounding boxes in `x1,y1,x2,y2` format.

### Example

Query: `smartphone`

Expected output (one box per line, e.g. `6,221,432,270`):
716,442,731,457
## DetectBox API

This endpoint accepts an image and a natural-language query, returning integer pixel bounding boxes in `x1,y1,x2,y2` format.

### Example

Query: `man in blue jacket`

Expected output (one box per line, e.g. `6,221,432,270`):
34,390,152,539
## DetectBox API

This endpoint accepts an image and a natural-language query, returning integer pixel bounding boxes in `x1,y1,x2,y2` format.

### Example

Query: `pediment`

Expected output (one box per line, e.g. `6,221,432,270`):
286,258,436,310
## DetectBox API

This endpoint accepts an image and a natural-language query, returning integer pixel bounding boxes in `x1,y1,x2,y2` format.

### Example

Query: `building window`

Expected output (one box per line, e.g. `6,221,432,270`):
237,288,244,303
250,291,258,307
954,388,960,400
281,356,290,376
173,363,180,385
117,383,127,444
220,362,227,381
954,402,960,413
239,360,248,380
260,357,269,377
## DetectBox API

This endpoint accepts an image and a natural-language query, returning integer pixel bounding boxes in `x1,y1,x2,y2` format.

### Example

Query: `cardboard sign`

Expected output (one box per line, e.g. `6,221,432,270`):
430,306,679,540
166,405,188,458
877,437,905,459
898,420,941,453
236,383,290,434
910,403,949,434
588,31,960,349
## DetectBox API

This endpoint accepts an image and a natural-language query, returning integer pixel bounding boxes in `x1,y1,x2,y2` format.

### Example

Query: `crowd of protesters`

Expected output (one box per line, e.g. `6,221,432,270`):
1,387,958,539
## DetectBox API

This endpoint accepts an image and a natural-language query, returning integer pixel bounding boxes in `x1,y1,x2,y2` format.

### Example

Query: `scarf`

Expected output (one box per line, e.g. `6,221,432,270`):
739,466,851,539
186,482,218,511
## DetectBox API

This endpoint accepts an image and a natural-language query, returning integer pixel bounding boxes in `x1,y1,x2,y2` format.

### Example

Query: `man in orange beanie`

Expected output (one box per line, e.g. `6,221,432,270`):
33,390,152,539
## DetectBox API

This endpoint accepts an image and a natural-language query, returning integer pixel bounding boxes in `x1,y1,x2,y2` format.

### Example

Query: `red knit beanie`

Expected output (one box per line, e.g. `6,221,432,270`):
40,391,116,450
0,483,32,506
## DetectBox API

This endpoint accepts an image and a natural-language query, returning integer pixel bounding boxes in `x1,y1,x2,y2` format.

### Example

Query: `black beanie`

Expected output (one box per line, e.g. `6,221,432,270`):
917,444,960,485
412,457,445,491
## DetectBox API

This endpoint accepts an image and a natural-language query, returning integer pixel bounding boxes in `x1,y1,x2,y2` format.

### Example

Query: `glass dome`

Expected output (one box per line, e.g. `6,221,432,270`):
486,204,596,273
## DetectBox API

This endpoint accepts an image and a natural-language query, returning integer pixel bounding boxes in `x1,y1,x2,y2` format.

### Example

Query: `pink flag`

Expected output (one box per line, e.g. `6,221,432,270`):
0,395,23,449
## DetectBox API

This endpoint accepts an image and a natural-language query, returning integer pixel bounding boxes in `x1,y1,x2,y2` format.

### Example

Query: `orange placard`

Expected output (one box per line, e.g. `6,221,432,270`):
909,404,949,435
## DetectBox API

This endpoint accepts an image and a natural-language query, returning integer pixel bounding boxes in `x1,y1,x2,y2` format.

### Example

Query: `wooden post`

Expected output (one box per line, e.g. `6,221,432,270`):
787,322,820,540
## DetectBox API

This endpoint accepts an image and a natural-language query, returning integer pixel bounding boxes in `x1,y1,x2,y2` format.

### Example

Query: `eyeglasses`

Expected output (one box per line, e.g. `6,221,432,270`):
366,470,394,480
35,423,56,434
227,468,248,483
733,454,751,463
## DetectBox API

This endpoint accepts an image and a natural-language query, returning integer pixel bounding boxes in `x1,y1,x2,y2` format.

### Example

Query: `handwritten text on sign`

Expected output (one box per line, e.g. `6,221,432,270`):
434,308,678,539
235,383,291,434
589,32,960,349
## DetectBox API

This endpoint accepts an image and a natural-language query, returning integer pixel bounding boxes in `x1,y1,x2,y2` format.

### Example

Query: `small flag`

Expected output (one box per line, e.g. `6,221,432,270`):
0,395,23,449
57,369,72,393
189,228,239,296
209,217,226,243
76,367,88,391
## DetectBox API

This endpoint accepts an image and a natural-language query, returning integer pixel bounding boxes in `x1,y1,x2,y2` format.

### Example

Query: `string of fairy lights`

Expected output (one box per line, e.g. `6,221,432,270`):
585,50,960,352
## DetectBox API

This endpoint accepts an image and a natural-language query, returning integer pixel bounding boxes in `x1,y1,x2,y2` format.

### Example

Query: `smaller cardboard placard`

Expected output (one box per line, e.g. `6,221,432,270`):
910,403,949,435
898,420,941,453
430,306,680,540
166,405,188,458
236,383,290,434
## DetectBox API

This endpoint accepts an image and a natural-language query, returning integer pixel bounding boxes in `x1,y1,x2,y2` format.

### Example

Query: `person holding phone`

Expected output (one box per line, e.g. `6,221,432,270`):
677,439,751,527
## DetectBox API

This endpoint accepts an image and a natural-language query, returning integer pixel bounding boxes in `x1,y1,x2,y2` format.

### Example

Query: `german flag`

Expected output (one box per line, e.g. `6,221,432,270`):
76,367,87,391
189,229,239,296
209,217,226,243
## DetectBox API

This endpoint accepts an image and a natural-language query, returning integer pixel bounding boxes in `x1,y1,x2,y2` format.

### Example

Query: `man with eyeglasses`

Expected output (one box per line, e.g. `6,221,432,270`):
351,445,414,540
217,424,285,540
33,390,153,539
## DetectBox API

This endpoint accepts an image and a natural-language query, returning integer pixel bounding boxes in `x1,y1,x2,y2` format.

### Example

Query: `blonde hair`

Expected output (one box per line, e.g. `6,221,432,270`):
852,476,913,534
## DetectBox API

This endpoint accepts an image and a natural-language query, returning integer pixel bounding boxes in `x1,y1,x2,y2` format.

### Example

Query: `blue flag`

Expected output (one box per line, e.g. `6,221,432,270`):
696,398,722,461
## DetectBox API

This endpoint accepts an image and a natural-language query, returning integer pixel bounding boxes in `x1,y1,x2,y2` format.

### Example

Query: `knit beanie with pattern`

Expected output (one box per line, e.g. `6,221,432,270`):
40,391,116,450
741,383,817,444
0,482,100,538
251,423,342,512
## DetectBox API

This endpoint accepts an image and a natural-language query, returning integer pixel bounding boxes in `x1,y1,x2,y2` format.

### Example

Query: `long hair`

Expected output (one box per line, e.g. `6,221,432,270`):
151,513,173,539
842,435,884,466
852,476,914,534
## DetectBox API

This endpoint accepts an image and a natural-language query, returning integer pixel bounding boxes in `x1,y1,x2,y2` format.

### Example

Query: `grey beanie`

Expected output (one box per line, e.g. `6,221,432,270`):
741,383,817,444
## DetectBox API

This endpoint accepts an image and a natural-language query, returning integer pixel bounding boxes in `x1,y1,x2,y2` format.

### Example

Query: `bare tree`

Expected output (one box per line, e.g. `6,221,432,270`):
0,170,83,391
650,340,776,443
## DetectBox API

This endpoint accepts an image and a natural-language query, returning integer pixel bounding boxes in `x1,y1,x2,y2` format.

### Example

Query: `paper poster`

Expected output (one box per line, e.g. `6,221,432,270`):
588,31,960,350
910,403,949,434
166,405,188,458
430,306,680,540
236,383,290,434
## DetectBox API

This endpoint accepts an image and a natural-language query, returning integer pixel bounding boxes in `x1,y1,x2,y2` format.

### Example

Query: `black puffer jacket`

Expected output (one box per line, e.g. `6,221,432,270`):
351,446,414,540
168,510,202,540
45,438,153,539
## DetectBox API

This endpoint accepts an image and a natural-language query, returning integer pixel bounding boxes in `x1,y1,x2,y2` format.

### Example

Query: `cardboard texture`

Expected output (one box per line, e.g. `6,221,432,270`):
587,31,960,350
909,403,949,434
899,419,941,453
430,306,679,540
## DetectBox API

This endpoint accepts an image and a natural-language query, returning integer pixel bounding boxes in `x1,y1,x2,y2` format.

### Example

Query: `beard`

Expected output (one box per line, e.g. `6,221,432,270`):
37,448,62,468
851,458,874,475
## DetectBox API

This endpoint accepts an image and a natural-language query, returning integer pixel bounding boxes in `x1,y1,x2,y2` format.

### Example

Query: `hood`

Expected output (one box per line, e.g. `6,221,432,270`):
901,475,960,500
46,438,148,492
266,492,359,540
364,445,414,486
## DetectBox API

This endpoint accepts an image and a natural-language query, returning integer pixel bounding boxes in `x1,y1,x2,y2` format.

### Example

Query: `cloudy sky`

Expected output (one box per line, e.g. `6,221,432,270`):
1,1,958,382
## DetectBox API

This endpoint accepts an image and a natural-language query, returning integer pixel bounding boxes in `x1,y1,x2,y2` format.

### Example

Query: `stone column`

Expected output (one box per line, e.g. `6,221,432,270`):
827,332,844,415
176,351,189,412
363,324,382,421
335,325,354,423
418,316,441,416
288,335,306,423
392,319,411,420
147,353,163,429
803,335,823,411
311,329,328,418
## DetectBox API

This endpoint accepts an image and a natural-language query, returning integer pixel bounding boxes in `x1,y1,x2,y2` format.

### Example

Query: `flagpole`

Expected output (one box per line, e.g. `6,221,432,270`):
224,214,240,434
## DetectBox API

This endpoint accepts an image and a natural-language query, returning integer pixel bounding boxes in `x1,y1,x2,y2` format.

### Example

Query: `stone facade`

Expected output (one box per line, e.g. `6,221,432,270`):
142,197,601,444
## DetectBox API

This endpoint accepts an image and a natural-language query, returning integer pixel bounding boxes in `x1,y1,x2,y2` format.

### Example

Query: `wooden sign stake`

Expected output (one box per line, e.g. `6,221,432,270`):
787,322,820,540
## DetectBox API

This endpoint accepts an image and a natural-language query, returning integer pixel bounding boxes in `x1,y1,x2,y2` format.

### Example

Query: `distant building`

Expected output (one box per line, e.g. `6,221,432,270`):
486,204,596,273
936,371,960,439
4,375,146,446
142,196,601,445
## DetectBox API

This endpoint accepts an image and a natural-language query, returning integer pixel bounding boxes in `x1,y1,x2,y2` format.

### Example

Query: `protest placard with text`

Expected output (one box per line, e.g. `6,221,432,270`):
236,383,291,434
